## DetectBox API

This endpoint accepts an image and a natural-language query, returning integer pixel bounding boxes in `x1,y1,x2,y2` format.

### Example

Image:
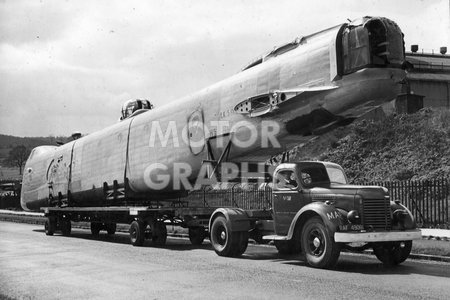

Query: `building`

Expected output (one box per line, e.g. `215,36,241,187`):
405,47,450,108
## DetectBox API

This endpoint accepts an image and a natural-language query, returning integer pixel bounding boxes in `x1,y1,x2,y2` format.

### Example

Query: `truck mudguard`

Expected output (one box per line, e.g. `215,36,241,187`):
209,208,251,232
390,201,416,230
285,202,347,240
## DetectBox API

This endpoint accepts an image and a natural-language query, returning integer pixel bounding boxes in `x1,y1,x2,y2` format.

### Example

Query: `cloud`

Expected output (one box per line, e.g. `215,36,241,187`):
0,0,448,136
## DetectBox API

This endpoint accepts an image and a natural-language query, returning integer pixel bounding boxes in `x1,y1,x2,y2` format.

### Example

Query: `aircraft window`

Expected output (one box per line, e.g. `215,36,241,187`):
121,99,153,120
365,18,404,67
276,170,298,189
342,27,370,74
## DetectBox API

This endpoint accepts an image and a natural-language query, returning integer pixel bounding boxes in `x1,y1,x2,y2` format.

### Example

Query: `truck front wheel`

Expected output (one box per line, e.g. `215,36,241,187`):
210,215,247,257
301,217,341,269
373,241,412,266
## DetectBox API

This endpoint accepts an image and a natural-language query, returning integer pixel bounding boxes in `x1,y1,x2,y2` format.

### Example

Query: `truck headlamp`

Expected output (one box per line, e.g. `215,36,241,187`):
393,209,407,222
347,210,360,223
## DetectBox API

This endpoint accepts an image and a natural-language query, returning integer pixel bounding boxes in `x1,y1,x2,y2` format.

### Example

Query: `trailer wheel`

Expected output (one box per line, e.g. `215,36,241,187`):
130,220,145,246
189,227,206,245
373,241,412,266
45,217,56,236
90,222,101,236
301,217,341,269
60,218,71,236
106,223,117,235
151,221,167,246
210,215,244,257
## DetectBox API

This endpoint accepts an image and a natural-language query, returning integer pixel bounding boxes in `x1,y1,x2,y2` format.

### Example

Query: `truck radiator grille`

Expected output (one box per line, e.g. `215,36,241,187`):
362,198,392,231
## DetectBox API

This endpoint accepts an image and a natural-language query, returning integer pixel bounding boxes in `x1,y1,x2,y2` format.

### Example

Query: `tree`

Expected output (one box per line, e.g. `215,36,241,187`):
6,145,30,175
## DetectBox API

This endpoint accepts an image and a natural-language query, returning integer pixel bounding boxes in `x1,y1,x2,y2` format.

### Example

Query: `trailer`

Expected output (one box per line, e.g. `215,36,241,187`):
41,161,421,269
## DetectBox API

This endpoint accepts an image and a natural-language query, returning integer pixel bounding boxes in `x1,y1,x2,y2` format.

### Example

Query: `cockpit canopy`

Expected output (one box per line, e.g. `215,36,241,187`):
341,16,404,74
120,99,153,120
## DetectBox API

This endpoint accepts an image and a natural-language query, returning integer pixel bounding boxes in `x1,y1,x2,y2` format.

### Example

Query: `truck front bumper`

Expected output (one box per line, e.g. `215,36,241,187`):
334,229,422,243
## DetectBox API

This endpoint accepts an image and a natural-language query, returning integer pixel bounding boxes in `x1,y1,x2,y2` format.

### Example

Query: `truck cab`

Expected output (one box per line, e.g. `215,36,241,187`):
209,161,421,269
272,162,348,236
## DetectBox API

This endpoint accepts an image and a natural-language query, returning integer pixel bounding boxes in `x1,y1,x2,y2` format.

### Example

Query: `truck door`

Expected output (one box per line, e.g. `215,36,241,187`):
272,169,308,235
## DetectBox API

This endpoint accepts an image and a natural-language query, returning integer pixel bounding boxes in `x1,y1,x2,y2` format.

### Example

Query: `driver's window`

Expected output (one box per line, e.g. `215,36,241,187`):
276,170,298,189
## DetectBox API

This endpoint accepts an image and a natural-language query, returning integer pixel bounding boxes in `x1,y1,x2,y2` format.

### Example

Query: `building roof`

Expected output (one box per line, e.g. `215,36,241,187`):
407,72,450,82
406,52,450,73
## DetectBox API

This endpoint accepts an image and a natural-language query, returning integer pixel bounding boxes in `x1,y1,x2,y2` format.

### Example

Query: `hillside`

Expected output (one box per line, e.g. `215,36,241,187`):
287,108,450,183
0,134,70,179
0,134,66,149
0,134,69,161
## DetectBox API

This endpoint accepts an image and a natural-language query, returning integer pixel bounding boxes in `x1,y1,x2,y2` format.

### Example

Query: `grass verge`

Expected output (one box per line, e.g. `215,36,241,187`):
412,239,450,257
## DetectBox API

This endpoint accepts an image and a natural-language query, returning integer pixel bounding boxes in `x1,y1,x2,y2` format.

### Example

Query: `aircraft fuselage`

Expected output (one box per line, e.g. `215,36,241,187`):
21,16,406,211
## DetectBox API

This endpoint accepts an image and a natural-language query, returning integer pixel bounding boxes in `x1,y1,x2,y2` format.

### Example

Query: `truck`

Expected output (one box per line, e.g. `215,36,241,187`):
41,161,421,269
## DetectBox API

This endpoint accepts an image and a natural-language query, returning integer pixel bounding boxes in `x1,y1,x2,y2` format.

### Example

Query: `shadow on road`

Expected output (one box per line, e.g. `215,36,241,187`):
279,253,450,278
333,255,450,278
32,228,213,251
32,227,450,278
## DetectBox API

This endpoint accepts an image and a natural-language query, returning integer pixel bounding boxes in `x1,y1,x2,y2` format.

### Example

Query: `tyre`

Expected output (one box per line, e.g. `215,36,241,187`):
44,217,56,236
151,221,167,246
130,220,145,246
233,231,249,257
373,241,412,266
274,240,295,255
60,218,71,236
189,227,206,245
301,216,341,269
210,215,244,257
90,222,101,236
106,223,117,235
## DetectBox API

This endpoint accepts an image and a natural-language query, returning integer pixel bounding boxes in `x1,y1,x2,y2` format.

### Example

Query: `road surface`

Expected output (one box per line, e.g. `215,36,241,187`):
0,221,448,300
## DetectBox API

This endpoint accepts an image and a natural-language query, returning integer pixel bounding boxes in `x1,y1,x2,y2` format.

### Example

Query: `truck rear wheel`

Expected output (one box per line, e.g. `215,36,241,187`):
301,217,341,269
274,240,295,255
373,241,412,266
189,227,206,245
210,215,247,257
151,221,167,246
233,231,249,256
45,217,56,236
130,220,145,246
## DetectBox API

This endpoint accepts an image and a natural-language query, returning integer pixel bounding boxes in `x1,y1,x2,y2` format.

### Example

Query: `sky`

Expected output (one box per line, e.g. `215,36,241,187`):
0,0,449,137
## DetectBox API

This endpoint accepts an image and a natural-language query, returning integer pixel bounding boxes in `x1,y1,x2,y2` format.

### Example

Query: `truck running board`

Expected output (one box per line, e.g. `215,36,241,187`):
262,235,288,241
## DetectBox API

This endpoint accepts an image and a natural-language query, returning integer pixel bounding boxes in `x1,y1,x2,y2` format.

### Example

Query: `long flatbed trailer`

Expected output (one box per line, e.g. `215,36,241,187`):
40,161,421,269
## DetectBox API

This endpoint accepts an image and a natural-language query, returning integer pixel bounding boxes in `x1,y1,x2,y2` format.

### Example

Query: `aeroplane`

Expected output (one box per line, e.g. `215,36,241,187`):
21,16,407,211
